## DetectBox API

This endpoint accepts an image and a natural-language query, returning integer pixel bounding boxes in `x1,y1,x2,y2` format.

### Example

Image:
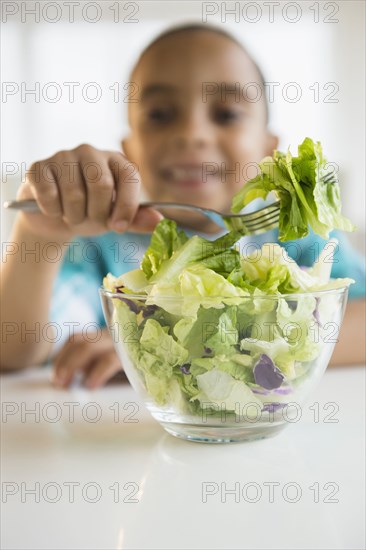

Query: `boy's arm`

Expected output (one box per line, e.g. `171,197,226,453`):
1,218,67,369
330,298,366,366
1,145,162,371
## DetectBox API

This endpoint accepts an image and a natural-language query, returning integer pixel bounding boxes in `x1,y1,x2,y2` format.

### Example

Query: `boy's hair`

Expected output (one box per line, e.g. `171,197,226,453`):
132,23,269,123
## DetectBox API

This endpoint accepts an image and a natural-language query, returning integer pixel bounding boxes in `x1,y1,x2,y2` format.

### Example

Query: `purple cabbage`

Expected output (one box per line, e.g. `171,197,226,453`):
253,354,284,390
114,295,158,318
272,387,292,395
313,297,322,326
252,388,270,396
113,295,143,314
179,364,191,375
203,347,213,357
142,305,159,318
262,403,287,413
286,300,298,312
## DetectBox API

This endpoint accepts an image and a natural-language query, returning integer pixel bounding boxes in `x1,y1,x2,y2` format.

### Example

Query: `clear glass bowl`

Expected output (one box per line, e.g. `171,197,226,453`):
99,287,349,443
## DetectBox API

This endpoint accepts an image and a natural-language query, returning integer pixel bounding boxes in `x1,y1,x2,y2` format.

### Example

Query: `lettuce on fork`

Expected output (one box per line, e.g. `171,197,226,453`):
231,137,355,241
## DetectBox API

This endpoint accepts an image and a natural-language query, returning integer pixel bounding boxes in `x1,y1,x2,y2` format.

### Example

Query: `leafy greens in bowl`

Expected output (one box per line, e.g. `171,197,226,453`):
100,138,354,443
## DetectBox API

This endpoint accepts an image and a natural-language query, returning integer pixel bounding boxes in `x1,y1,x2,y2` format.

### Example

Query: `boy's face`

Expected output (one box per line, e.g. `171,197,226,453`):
123,30,278,230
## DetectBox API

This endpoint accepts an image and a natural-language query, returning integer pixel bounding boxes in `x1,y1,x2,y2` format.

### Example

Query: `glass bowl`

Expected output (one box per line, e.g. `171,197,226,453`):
99,287,349,443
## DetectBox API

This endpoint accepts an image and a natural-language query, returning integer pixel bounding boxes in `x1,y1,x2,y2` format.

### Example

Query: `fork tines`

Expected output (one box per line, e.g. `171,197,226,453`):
241,201,280,228
244,211,280,230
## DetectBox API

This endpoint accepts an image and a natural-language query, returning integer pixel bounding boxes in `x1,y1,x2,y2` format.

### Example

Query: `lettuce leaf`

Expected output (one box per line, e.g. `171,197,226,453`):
239,241,354,293
194,368,262,416
231,137,355,241
148,264,248,316
141,219,189,279
147,228,241,288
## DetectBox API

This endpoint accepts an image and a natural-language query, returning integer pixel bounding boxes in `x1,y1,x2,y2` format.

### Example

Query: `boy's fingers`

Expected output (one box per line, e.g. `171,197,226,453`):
52,333,83,369
53,334,113,388
107,155,141,232
53,328,110,366
52,344,91,388
83,352,123,389
129,206,164,233
78,147,114,224
57,154,87,225
26,161,63,218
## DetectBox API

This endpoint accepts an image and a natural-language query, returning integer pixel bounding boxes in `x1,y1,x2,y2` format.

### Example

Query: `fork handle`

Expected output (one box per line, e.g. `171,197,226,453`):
2,199,163,213
3,199,41,212
2,199,213,216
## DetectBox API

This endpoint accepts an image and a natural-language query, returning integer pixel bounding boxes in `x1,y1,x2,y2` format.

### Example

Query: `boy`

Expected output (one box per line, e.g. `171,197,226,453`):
1,25,365,388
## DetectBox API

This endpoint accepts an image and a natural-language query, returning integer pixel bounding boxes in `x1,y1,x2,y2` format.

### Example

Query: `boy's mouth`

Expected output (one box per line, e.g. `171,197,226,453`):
160,164,222,187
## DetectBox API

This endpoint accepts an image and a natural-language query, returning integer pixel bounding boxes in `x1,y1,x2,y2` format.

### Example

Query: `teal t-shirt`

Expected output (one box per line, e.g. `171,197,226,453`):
49,228,366,352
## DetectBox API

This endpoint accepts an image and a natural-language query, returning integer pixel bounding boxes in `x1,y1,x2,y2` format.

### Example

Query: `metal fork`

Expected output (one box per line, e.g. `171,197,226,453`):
3,198,280,235
2,171,337,235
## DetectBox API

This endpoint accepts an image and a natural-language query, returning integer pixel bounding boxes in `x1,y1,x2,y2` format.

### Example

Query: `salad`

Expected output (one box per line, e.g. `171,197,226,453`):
102,138,354,416
232,136,354,241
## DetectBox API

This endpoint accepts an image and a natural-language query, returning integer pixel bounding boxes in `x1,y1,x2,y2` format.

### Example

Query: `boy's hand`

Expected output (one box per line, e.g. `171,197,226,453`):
16,144,162,240
52,328,124,389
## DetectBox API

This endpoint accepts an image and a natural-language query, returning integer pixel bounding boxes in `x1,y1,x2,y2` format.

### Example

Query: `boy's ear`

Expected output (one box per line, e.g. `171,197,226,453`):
265,132,279,156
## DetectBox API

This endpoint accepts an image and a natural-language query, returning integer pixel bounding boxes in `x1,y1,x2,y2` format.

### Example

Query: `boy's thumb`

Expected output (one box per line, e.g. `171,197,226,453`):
129,206,164,233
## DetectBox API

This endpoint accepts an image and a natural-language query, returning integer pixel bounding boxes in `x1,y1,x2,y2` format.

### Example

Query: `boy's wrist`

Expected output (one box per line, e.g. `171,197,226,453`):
14,213,73,245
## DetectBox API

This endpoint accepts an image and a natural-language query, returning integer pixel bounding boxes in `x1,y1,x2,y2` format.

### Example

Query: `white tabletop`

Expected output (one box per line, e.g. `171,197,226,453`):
1,365,365,550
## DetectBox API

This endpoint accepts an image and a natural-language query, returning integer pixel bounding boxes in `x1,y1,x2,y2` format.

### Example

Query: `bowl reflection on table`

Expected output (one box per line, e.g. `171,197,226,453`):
99,287,349,443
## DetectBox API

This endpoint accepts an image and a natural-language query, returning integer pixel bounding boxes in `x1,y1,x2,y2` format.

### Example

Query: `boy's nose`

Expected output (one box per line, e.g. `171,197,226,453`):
173,113,213,150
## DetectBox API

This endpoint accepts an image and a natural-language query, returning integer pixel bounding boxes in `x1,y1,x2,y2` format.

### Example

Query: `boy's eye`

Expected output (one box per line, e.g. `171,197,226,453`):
148,107,175,123
214,108,243,124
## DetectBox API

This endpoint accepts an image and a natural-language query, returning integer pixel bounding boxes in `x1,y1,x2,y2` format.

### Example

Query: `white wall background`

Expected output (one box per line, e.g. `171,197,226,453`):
1,0,365,251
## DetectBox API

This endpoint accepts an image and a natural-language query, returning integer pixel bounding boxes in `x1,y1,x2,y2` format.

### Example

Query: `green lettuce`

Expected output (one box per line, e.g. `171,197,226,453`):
137,319,189,405
141,219,188,279
238,240,353,293
194,368,262,416
146,228,241,288
191,354,253,383
103,137,356,418
231,137,355,241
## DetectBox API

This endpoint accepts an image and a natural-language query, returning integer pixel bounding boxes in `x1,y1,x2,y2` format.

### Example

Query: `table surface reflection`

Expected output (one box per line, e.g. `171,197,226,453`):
1,365,365,550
